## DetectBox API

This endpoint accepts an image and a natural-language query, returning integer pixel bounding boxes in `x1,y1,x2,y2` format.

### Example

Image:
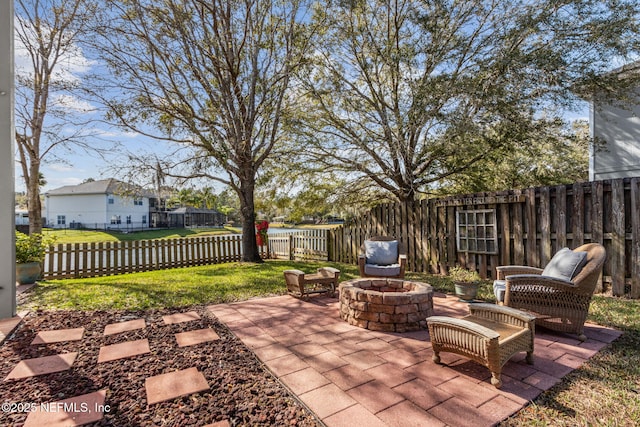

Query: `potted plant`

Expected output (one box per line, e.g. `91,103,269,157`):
15,231,55,285
449,266,482,302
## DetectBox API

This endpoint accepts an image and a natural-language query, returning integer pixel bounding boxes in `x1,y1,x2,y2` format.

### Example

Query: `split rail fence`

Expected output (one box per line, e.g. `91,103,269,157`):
329,177,639,298
43,230,329,280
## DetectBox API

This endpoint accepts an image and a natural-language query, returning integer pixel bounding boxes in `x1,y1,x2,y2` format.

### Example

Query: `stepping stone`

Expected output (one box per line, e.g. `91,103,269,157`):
98,339,150,363
31,327,85,345
162,311,201,325
104,319,146,336
175,328,220,347
145,367,209,405
5,353,77,381
23,390,107,427
204,421,231,427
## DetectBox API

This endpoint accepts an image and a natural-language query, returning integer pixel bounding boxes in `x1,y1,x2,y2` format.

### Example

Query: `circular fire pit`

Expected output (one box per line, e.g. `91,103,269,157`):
339,278,434,332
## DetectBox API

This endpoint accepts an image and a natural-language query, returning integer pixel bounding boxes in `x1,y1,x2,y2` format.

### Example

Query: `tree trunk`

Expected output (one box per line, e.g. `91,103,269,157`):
238,178,262,263
27,162,42,235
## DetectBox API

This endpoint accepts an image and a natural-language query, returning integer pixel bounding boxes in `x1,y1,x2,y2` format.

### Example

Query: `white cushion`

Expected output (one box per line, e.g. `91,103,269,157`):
364,264,401,277
542,248,587,282
364,240,398,265
493,280,506,302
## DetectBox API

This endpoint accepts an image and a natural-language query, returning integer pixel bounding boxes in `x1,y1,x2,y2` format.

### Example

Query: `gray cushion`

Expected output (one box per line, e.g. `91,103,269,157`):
493,280,506,302
364,240,398,265
364,264,401,277
542,248,588,281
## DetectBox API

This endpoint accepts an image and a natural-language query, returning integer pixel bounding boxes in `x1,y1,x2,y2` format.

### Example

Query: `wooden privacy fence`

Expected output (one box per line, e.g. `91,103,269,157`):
43,230,329,279
329,177,640,298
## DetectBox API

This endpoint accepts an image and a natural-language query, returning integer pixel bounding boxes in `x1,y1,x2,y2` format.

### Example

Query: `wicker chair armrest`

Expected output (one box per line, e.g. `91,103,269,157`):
284,269,305,277
468,303,536,330
427,316,500,340
496,266,543,279
317,267,340,277
469,303,536,324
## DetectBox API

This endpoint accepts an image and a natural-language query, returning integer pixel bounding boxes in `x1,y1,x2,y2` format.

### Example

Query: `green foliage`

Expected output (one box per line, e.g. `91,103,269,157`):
436,119,590,194
448,266,482,284
15,232,56,264
293,0,640,203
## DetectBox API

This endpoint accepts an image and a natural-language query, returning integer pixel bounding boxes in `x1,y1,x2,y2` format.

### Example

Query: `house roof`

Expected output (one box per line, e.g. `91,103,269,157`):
45,179,154,197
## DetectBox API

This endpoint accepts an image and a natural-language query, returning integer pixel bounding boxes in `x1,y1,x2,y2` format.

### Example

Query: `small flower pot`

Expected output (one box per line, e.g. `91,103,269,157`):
454,281,479,302
16,261,42,285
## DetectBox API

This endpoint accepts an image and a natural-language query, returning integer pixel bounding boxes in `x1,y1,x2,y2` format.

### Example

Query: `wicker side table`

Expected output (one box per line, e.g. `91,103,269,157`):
283,267,340,299
427,303,535,388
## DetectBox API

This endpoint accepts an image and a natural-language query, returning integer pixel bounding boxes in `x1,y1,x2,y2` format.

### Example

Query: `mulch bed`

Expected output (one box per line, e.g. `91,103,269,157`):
0,306,320,426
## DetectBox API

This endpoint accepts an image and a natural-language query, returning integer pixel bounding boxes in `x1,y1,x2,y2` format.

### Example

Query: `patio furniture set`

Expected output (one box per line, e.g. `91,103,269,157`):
283,236,606,388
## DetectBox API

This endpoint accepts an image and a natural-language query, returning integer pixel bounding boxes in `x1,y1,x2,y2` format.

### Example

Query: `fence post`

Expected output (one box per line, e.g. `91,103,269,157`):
289,235,294,260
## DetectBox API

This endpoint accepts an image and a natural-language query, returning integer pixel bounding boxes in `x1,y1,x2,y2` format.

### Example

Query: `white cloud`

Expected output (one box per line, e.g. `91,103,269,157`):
51,94,94,113
14,15,94,85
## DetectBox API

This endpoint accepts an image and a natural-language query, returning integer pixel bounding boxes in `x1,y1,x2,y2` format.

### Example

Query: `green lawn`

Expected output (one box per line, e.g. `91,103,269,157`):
21,260,359,310
43,227,238,244
21,261,494,311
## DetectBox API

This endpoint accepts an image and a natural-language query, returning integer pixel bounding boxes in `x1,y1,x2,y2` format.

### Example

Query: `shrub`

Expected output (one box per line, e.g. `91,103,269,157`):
449,266,481,283
15,232,56,264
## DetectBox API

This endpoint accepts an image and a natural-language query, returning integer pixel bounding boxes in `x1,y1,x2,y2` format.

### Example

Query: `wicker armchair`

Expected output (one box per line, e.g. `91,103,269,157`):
358,236,407,279
496,243,606,342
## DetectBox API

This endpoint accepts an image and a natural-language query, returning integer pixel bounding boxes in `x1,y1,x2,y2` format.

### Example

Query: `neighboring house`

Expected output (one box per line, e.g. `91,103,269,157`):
589,62,640,181
44,179,152,230
15,208,29,225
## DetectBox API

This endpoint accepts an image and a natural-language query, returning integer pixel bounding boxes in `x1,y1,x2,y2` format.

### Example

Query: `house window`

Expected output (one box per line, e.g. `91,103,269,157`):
134,198,143,206
142,215,147,224
108,197,114,204
456,209,498,254
110,215,121,224
57,215,66,225
126,215,132,224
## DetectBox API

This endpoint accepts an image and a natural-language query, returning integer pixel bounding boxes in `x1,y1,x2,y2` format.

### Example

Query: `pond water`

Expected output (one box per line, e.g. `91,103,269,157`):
267,227,302,234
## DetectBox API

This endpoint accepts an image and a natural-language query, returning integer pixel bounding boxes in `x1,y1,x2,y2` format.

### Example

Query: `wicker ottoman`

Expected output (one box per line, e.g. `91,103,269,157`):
427,303,535,388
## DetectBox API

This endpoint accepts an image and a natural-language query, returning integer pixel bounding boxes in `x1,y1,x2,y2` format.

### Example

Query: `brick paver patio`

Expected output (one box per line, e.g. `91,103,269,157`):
0,289,621,426
208,292,622,427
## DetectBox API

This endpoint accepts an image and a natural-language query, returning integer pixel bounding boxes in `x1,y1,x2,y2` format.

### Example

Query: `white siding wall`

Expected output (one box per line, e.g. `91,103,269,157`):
105,194,149,227
45,194,109,228
591,94,640,180
45,193,150,229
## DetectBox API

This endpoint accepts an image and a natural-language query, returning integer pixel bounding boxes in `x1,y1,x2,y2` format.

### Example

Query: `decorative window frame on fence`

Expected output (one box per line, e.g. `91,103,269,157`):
456,209,498,254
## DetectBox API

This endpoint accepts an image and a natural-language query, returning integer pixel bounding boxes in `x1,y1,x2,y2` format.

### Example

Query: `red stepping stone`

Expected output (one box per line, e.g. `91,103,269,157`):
5,353,77,380
31,327,85,345
175,328,220,347
98,339,150,363
145,367,209,405
162,311,201,325
23,390,107,427
104,319,146,336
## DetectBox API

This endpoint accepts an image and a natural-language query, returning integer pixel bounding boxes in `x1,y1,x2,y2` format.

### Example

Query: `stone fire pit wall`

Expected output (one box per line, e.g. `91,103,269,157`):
339,278,434,332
